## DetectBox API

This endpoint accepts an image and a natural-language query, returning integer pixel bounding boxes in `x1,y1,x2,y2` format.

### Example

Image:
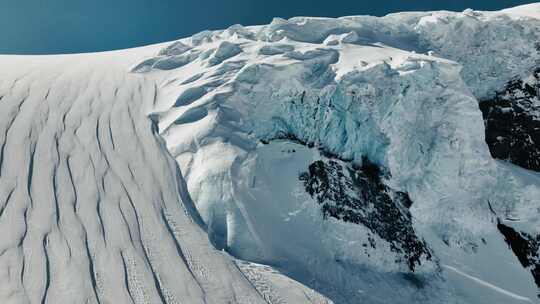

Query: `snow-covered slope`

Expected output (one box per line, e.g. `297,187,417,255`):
0,50,330,304
1,3,540,304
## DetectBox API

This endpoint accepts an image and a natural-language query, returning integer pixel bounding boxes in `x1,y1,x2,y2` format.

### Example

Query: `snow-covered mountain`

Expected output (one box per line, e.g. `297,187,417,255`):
1,3,540,303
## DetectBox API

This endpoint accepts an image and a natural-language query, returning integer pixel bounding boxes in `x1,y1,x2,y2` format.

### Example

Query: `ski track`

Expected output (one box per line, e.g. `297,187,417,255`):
443,265,533,303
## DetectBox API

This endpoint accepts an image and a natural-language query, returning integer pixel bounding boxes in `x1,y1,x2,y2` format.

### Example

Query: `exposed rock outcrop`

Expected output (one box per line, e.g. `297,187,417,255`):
480,68,540,171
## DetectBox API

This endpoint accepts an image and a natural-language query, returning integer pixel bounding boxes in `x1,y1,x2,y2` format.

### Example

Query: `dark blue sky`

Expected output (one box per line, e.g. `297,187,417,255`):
0,0,535,54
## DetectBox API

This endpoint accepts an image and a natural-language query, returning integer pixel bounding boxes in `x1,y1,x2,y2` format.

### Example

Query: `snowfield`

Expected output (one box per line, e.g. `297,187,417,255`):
1,3,540,304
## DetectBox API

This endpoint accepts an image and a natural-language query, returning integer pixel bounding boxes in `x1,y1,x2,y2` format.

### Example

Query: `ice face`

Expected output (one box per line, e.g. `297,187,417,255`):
145,5,540,303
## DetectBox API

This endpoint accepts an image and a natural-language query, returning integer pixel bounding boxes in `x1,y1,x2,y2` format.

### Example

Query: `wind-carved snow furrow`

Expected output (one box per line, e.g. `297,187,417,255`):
161,210,206,288
120,252,137,304
0,187,15,223
117,183,172,304
41,234,51,304
121,250,151,304
138,249,170,304
94,198,107,248
159,206,211,289
51,142,61,226
94,120,105,162
0,95,28,177
27,136,37,211
65,157,78,213
118,201,136,245
84,237,102,304
107,116,116,151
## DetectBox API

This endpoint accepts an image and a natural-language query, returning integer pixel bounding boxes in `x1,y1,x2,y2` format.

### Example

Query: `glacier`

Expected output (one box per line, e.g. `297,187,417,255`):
1,3,540,304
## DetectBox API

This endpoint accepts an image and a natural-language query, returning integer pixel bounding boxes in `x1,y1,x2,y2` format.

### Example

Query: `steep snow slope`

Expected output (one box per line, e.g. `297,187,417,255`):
2,3,540,304
0,50,330,304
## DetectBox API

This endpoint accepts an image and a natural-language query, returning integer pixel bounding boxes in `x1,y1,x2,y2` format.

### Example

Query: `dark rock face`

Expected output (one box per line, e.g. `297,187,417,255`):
299,158,432,271
497,221,540,293
479,68,540,171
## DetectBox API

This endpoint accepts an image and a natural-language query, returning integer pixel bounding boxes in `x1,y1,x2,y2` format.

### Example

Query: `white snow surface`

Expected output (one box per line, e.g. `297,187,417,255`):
1,3,540,304
0,50,330,304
